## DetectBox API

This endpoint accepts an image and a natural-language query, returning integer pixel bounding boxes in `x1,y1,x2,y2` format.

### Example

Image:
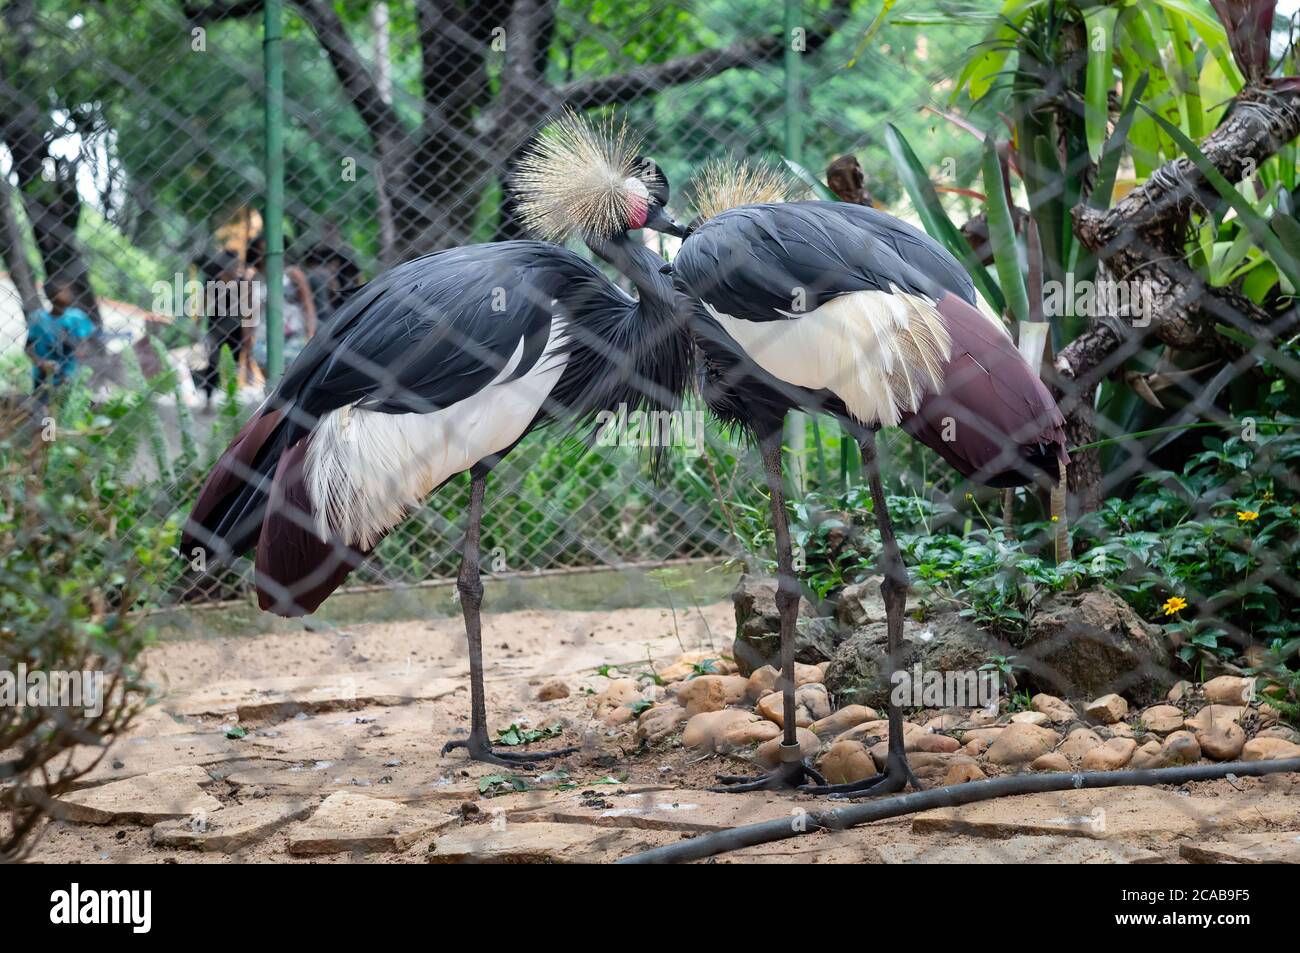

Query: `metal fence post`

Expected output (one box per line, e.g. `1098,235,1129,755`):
263,0,285,382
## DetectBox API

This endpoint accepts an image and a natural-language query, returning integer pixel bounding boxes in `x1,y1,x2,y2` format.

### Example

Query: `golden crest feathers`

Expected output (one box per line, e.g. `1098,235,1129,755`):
688,157,793,221
514,109,643,241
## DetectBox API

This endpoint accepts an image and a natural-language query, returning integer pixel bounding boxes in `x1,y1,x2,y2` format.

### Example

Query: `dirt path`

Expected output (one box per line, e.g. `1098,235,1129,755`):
23,603,1300,864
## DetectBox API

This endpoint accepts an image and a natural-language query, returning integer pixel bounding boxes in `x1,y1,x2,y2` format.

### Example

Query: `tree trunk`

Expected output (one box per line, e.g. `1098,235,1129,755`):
0,172,40,315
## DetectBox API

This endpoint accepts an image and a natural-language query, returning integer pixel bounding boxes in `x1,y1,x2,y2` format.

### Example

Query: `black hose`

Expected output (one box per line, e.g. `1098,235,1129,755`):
615,757,1300,864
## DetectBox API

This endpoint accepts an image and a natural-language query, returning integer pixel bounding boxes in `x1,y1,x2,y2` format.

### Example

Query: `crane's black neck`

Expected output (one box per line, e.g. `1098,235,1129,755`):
585,231,677,325
566,230,694,465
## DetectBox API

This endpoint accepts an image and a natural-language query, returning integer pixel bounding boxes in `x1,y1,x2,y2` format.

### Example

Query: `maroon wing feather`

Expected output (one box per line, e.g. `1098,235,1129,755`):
900,293,1067,487
181,406,284,560
253,439,378,616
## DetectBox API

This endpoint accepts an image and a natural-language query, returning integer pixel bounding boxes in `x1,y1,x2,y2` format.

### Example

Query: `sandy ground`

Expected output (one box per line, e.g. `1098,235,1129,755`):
17,601,1300,864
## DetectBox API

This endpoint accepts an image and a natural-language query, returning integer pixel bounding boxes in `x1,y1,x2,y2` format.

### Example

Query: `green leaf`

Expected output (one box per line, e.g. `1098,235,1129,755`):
982,136,1029,323
1091,72,1148,211
782,158,837,202
884,123,1005,314
1084,5,1119,162
1141,106,1300,292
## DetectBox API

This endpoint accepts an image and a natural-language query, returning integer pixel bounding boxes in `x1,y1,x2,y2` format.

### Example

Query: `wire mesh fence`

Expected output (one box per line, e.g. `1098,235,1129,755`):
3,0,1300,868
0,0,994,608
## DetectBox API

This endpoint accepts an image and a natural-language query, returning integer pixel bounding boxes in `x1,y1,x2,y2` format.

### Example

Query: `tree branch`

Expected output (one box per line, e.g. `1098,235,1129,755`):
560,0,852,109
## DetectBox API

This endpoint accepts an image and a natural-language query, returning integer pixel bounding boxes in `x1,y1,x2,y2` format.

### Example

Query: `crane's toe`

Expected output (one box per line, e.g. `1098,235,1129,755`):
441,734,579,768
709,758,826,793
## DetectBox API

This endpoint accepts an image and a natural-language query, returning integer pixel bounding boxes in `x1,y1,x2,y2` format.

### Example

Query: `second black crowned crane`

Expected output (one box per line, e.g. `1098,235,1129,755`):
181,112,690,766
670,160,1068,794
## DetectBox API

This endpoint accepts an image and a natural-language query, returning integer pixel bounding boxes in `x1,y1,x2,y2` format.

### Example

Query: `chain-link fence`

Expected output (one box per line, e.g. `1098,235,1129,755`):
0,0,993,607
4,0,1300,868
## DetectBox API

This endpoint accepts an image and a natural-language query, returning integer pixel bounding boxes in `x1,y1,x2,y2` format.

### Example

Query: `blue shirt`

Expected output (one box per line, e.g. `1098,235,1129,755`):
27,307,95,386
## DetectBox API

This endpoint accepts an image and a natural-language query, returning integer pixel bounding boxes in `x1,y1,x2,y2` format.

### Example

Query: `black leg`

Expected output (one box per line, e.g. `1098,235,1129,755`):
712,430,825,792
442,474,578,768
803,430,921,797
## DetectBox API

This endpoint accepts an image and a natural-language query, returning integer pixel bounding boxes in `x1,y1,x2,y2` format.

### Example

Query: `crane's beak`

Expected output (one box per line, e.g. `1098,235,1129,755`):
644,204,688,239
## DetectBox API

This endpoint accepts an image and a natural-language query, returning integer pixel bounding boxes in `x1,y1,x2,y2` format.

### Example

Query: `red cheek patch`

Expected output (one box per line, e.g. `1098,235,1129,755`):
626,193,648,229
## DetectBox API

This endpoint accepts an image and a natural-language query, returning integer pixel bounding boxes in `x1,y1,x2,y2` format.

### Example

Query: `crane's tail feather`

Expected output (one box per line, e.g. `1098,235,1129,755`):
900,293,1068,488
181,405,287,566
254,440,375,617
182,404,379,617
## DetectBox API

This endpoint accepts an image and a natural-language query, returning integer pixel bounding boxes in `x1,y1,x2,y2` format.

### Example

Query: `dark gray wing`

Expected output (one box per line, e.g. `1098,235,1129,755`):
673,203,952,322
811,201,977,305
272,241,609,443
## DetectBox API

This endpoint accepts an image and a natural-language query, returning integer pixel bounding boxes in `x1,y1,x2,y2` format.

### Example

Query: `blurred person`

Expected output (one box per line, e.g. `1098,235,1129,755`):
25,277,96,401
196,249,253,407
247,234,318,373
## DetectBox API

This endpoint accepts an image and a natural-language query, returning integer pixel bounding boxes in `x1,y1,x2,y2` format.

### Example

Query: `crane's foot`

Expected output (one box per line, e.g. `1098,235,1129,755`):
709,743,826,792
800,750,923,799
441,730,579,769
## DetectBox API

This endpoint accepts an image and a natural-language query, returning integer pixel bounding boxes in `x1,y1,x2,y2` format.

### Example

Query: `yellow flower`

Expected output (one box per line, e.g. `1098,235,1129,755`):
1162,596,1188,616
1050,515,1059,522
964,492,973,501
1237,510,1259,522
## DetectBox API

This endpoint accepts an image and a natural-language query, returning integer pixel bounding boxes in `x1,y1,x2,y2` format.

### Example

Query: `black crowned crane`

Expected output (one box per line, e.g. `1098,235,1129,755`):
182,112,690,767
671,162,1068,794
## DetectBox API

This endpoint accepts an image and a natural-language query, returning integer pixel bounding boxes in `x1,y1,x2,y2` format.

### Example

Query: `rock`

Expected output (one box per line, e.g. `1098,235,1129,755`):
428,822,662,863
1194,720,1246,761
835,577,887,627
537,679,569,701
1106,722,1135,739
985,723,1061,766
914,786,1299,844
672,674,749,716
1059,727,1105,765
963,738,989,757
1018,589,1173,705
743,663,823,702
52,766,222,825
867,732,958,766
1202,675,1254,706
1031,752,1072,772
151,798,312,852
1128,740,1165,771
1010,711,1050,727
1257,725,1300,744
816,740,878,784
288,791,452,855
906,753,979,786
755,683,831,728
810,705,879,738
1257,704,1283,727
1081,737,1137,771
755,728,820,768
658,651,738,683
1242,737,1300,761
1140,705,1185,734
1184,705,1247,731
944,762,987,785
959,727,1004,749
922,711,969,731
1085,693,1128,725
731,575,818,674
592,678,644,725
823,610,1007,708
681,709,781,753
1030,694,1077,723
1167,680,1192,703
1180,832,1300,865
1160,730,1201,765
635,706,689,746
840,719,925,747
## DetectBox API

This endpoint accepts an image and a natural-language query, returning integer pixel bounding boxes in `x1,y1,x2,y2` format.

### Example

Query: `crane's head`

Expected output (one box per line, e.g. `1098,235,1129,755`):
515,110,686,242
686,157,793,233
